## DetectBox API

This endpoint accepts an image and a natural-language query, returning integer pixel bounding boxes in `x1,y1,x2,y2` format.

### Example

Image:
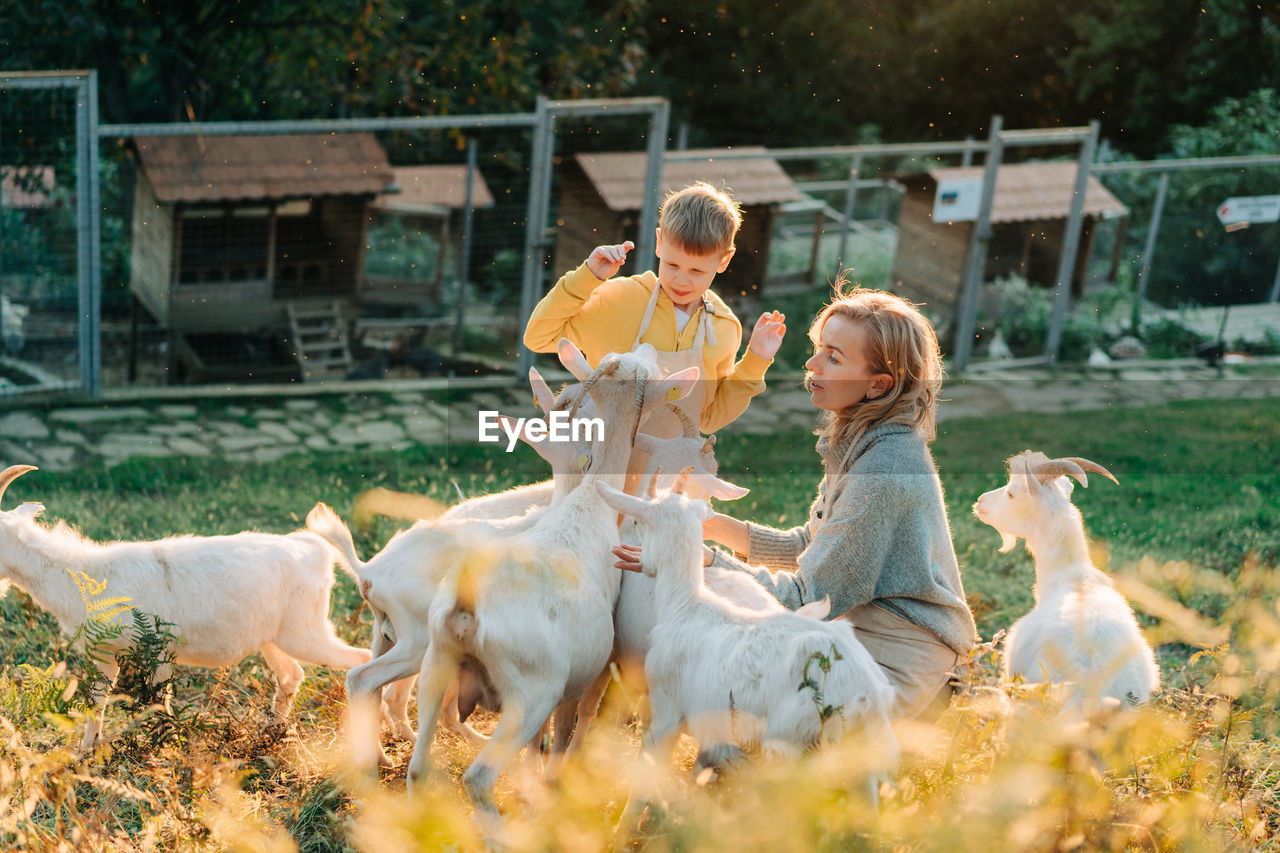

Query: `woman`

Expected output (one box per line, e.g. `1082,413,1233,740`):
618,283,977,721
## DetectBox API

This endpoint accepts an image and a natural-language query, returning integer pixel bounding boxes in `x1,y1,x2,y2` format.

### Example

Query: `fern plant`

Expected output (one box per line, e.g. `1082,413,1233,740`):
799,643,846,732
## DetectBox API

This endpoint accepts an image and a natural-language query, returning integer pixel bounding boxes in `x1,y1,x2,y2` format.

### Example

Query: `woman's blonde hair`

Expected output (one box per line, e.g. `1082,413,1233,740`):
809,280,944,462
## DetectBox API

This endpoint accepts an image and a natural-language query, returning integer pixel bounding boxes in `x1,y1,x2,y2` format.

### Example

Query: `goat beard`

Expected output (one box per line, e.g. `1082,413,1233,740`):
998,531,1019,553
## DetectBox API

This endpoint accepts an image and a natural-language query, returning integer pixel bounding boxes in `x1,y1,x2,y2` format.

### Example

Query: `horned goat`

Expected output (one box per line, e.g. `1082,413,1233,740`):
405,341,699,814
973,451,1159,710
0,464,370,750
595,471,897,823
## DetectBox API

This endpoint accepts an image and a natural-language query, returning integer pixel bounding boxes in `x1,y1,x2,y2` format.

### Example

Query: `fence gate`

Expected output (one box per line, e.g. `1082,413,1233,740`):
0,70,100,398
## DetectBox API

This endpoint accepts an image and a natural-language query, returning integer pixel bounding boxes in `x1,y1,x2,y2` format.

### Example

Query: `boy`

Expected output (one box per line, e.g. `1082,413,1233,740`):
523,182,785,434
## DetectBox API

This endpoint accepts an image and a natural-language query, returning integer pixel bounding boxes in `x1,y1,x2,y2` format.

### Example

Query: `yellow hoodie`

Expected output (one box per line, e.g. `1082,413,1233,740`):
523,263,772,434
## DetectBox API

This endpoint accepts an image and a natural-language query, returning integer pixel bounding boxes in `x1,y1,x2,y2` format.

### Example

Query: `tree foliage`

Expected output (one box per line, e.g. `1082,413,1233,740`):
0,0,646,124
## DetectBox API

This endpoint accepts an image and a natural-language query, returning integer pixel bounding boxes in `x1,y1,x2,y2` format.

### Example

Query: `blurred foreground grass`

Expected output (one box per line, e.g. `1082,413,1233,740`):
1,396,1277,850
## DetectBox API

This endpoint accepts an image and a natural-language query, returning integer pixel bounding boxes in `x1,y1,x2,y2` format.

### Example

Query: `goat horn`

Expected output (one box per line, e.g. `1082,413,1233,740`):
0,465,37,507
701,434,717,454
664,402,700,439
646,466,661,498
672,465,695,496
1030,458,1089,487
1063,456,1119,485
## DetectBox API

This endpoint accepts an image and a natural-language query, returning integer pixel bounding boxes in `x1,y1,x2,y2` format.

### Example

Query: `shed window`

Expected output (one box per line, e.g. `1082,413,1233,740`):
177,205,271,285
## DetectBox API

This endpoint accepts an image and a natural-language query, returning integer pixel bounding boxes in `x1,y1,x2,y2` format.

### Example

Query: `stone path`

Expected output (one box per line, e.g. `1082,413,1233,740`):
1,360,1278,471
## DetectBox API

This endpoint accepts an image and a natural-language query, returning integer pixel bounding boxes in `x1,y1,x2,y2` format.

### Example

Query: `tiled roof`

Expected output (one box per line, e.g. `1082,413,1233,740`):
920,162,1128,222
372,164,495,214
134,133,392,204
575,148,804,210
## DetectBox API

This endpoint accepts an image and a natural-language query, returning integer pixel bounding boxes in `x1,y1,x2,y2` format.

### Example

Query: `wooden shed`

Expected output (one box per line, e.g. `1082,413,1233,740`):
366,164,495,307
129,133,392,334
554,148,804,298
890,162,1129,318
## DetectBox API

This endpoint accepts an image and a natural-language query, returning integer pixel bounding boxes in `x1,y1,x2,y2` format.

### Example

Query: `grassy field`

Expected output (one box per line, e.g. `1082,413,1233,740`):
1,396,1278,850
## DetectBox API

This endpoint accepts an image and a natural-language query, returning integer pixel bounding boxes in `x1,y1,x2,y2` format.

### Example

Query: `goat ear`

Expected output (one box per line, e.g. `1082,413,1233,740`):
652,366,700,405
528,368,556,414
998,530,1019,553
557,338,593,381
13,502,43,521
701,473,749,502
594,480,652,521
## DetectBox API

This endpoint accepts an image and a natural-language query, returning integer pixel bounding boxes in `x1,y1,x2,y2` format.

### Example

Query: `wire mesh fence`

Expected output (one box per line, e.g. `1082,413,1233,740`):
3,73,1279,401
0,75,88,395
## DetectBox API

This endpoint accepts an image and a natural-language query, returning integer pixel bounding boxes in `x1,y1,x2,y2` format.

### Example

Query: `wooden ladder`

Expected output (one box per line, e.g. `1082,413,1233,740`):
286,300,353,381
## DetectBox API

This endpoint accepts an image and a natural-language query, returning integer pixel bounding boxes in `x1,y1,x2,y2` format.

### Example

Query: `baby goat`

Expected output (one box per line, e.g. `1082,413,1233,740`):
406,343,698,813
0,465,369,749
596,471,897,823
973,452,1159,710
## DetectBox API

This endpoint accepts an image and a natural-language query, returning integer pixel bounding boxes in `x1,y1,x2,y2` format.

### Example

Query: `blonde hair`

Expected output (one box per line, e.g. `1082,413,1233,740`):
809,280,944,463
658,182,742,255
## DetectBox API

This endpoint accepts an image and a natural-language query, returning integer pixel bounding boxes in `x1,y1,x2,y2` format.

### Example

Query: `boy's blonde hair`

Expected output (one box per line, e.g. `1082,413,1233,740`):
809,280,944,462
658,182,742,255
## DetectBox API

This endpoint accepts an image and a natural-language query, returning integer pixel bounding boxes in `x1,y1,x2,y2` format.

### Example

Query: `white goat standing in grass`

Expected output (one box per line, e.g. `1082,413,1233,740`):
307,347,619,766
973,451,1160,710
0,464,370,749
595,470,898,824
405,342,699,814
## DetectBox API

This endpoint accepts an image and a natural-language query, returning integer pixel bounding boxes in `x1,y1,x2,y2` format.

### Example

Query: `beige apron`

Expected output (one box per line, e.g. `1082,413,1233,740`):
629,281,714,440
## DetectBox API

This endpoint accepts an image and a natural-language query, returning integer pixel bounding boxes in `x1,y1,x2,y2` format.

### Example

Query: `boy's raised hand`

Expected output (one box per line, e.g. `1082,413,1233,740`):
748,310,786,359
586,241,635,281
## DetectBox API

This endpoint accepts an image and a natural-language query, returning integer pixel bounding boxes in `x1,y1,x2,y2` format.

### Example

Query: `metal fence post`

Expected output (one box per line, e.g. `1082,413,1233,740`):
1133,169,1171,328
952,116,1004,371
517,96,554,378
635,100,670,274
452,137,478,355
1045,120,1100,365
836,154,862,274
77,70,102,396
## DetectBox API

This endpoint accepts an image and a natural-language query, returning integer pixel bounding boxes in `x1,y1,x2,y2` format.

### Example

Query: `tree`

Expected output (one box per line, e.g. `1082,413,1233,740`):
1106,89,1280,310
0,0,647,124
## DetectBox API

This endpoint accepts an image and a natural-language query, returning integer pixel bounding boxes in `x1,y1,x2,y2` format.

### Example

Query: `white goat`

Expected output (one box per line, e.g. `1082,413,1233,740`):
973,451,1159,710
595,472,897,821
614,426,829,684
405,342,699,813
0,464,370,749
307,355,610,766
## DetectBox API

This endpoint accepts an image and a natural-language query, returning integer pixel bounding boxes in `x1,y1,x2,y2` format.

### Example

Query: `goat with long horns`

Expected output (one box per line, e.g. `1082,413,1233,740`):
973,451,1159,711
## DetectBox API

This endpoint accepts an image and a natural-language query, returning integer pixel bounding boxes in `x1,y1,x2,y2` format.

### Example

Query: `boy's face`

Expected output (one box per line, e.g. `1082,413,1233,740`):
654,229,735,313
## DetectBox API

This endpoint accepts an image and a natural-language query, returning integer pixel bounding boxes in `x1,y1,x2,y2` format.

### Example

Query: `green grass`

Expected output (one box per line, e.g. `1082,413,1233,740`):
1,395,1278,850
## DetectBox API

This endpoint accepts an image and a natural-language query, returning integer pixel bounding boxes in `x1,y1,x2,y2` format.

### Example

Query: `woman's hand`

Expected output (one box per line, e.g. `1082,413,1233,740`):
613,543,644,574
613,542,714,573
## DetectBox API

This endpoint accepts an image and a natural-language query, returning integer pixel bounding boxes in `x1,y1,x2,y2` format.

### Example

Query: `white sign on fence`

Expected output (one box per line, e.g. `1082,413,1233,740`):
933,177,983,222
1216,195,1280,227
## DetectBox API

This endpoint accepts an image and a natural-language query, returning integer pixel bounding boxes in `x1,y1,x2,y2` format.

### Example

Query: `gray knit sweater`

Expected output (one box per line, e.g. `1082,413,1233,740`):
711,422,978,655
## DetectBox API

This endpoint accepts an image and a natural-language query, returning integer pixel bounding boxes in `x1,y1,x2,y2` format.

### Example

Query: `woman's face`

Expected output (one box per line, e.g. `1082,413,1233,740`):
804,314,893,412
